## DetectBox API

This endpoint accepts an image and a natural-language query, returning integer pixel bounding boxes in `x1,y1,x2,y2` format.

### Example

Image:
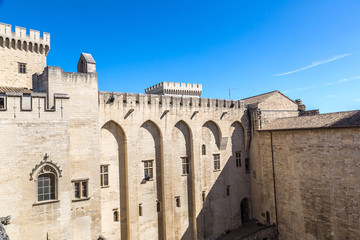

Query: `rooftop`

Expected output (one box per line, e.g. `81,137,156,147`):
241,90,296,105
261,110,360,130
0,86,32,94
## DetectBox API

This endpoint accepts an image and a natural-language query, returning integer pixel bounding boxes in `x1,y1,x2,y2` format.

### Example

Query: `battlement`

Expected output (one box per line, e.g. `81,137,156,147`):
0,91,69,120
0,23,50,55
100,91,244,110
145,82,202,97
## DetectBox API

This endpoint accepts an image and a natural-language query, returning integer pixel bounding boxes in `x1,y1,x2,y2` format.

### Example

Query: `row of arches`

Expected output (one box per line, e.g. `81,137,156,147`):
100,119,247,240
0,36,49,55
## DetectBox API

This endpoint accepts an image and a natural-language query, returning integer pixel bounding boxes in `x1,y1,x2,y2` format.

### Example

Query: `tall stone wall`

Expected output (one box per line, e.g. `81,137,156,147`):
49,67,101,240
0,95,72,240
0,65,101,240
253,128,360,240
98,92,251,240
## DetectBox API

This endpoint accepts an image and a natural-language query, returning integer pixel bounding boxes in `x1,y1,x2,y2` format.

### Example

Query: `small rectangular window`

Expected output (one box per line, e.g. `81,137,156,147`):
202,145,206,155
139,204,143,216
0,97,5,109
213,154,220,171
236,151,242,167
175,196,181,207
18,63,26,74
181,157,190,175
144,160,153,180
113,210,119,222
100,165,109,187
202,191,206,202
227,185,230,196
156,200,161,212
73,180,89,200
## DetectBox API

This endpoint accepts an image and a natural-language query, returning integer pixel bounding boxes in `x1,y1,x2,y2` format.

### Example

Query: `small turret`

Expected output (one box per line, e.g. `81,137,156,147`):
77,53,96,73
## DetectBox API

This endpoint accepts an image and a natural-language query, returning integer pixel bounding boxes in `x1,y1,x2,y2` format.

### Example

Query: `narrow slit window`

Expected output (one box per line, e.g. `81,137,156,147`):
213,154,220,171
236,151,242,167
175,196,181,207
245,158,250,174
156,201,161,212
113,210,119,222
139,204,143,216
227,185,230,196
202,191,206,202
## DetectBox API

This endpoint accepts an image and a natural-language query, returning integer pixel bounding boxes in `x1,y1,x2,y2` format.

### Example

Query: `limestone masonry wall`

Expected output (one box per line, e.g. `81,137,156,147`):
98,91,251,240
0,23,50,88
252,128,360,240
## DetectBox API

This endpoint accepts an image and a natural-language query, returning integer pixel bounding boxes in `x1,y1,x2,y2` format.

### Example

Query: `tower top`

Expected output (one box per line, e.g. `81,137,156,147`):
145,82,202,97
0,23,50,55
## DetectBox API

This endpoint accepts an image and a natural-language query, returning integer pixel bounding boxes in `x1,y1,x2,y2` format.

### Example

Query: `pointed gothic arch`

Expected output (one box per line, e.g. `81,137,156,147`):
100,120,128,239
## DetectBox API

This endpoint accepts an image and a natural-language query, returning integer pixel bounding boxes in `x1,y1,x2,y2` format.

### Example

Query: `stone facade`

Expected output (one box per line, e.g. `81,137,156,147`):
0,23,49,89
0,23,359,240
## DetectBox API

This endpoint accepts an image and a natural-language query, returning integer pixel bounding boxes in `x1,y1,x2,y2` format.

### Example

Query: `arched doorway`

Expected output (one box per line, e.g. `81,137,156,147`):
240,198,249,223
266,211,270,225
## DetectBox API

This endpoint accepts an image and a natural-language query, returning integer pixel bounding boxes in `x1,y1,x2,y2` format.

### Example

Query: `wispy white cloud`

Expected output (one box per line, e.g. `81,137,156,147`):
355,99,360,102
283,86,317,93
274,53,353,77
282,74,360,93
325,75,360,86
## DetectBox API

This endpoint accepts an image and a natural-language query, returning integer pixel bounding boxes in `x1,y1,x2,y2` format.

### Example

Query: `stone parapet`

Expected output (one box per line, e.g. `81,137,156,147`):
0,91,69,120
100,91,244,111
145,82,202,97
0,23,50,55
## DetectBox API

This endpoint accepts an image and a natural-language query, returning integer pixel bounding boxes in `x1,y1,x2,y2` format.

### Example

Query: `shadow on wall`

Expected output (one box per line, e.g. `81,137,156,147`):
180,157,251,240
330,111,360,127
181,121,251,240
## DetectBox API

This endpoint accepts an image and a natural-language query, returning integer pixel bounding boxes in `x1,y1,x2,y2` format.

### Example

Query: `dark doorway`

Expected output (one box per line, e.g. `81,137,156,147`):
240,198,249,223
266,211,270,225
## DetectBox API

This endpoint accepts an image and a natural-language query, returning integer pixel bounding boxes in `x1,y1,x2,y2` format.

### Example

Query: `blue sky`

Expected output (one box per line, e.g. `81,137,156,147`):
1,0,359,113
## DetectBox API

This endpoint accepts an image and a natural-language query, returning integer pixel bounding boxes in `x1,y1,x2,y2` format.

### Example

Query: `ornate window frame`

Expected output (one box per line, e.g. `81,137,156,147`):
30,154,62,206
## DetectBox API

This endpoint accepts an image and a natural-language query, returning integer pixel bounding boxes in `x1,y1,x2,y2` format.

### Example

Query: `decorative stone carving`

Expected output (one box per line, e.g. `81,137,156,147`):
0,215,11,240
29,154,62,180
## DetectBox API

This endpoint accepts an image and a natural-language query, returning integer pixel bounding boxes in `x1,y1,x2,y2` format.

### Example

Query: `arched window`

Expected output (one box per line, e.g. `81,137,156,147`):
30,160,62,204
202,144,206,155
37,165,58,202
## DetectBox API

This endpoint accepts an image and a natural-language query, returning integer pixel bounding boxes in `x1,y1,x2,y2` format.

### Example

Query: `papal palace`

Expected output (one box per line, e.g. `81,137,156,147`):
0,22,359,240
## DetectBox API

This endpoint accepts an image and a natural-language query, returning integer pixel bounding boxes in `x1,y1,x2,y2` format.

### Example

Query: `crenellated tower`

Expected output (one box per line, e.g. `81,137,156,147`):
0,23,50,89
145,82,202,97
